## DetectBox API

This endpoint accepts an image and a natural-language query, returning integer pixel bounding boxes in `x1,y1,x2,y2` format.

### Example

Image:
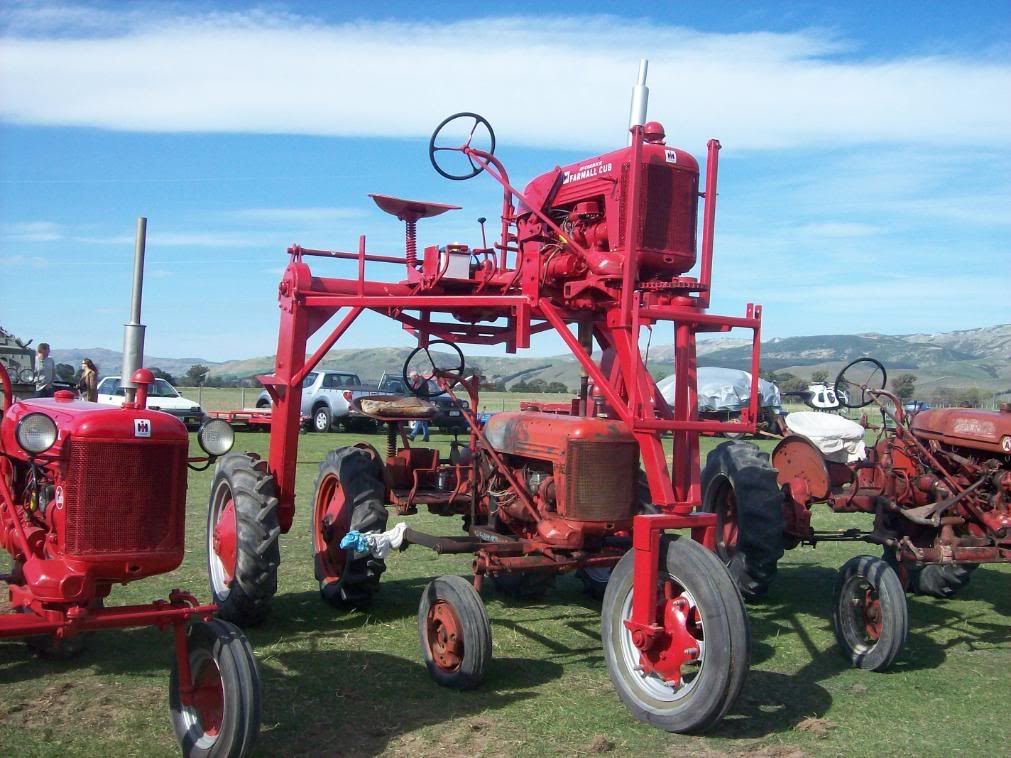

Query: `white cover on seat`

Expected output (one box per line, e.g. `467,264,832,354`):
785,411,867,463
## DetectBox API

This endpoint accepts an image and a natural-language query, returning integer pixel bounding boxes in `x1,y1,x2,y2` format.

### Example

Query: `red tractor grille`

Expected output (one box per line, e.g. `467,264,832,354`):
619,163,698,255
65,439,187,557
564,440,638,521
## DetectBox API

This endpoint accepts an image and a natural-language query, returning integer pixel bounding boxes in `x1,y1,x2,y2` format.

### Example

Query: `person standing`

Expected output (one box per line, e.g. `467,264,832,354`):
33,343,55,398
78,358,99,402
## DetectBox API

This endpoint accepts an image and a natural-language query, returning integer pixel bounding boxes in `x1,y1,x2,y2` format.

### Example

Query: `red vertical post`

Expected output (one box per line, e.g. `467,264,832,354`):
620,126,645,325
698,139,721,309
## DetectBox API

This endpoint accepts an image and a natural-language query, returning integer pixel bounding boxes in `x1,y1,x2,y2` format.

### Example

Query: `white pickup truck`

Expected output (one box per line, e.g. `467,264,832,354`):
256,370,403,433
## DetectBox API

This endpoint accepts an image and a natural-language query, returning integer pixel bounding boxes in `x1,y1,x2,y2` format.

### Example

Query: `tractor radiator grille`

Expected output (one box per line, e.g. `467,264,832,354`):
618,163,698,254
65,439,187,557
564,440,638,521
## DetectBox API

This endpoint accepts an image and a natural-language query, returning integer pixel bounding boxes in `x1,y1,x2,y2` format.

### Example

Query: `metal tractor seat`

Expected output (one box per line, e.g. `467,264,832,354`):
355,394,437,420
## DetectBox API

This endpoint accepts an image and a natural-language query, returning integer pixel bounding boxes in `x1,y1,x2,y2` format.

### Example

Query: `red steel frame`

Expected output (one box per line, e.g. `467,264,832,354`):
261,125,763,669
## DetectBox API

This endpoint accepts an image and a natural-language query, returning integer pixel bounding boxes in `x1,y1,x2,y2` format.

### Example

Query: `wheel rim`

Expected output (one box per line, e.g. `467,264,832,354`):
617,575,706,702
840,575,882,651
180,648,224,748
425,599,464,672
315,410,329,431
712,477,739,561
314,472,351,585
209,483,238,595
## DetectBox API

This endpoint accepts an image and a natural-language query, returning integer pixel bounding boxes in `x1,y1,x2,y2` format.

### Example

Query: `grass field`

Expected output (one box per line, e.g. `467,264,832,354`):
1,420,1008,757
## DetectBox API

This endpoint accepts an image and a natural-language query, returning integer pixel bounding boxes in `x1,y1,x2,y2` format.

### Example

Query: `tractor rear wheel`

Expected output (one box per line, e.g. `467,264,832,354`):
602,535,750,733
418,575,492,690
832,555,907,671
207,454,281,627
701,441,785,598
311,446,389,609
170,618,261,758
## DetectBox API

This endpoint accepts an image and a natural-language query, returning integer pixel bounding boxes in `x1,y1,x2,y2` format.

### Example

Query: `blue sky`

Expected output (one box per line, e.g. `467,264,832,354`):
1,1,1009,363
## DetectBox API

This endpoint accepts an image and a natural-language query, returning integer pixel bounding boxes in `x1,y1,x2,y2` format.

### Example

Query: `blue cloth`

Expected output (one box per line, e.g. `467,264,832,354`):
340,531,371,553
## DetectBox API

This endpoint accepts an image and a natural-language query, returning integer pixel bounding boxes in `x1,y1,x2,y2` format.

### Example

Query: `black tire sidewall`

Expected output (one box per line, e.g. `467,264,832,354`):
832,555,908,671
602,535,749,733
417,575,491,690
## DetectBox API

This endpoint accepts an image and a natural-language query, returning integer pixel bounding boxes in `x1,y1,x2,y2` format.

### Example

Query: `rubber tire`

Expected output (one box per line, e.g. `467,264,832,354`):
832,555,908,671
701,441,785,598
602,535,751,733
170,619,261,758
418,575,492,690
208,454,281,627
313,447,389,609
312,405,332,433
491,571,556,600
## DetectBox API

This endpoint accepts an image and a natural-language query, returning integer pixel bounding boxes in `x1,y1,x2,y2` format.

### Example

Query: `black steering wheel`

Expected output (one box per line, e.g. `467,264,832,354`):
834,357,887,409
429,112,496,181
402,341,466,398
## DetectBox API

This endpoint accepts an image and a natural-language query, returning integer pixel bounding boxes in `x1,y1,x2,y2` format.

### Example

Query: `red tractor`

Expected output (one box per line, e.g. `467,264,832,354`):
0,365,261,756
702,357,1011,671
207,87,766,732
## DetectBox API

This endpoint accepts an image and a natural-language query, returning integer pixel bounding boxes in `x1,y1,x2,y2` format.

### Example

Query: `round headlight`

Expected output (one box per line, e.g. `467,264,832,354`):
16,412,58,454
198,418,234,457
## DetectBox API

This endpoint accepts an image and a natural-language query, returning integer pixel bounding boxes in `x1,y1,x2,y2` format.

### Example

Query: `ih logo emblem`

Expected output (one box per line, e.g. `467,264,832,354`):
134,418,151,438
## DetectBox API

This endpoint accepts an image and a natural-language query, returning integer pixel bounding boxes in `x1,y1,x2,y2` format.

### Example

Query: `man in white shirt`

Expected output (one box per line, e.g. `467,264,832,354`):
34,342,56,398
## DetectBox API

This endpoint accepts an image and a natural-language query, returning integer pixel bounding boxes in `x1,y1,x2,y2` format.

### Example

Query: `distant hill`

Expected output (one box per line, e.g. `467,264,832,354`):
55,324,1011,396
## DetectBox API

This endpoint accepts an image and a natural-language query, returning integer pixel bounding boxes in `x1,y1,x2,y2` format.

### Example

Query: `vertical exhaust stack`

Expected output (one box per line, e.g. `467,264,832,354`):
628,58,649,144
121,217,147,402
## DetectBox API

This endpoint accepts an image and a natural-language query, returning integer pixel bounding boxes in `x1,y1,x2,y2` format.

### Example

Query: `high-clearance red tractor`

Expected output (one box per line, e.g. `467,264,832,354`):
702,357,1011,671
0,365,261,757
207,78,766,731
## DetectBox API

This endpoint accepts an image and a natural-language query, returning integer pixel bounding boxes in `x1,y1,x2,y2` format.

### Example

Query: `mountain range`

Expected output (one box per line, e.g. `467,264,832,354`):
51,324,1010,396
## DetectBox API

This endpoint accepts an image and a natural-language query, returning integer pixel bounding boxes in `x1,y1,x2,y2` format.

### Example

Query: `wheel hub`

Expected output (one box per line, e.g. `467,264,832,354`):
426,600,464,672
314,474,350,581
212,498,238,585
639,581,704,686
190,657,224,738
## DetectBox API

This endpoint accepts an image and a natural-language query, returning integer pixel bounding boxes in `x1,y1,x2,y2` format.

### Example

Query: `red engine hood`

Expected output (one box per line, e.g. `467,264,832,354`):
483,411,634,462
1,395,188,463
911,408,1011,455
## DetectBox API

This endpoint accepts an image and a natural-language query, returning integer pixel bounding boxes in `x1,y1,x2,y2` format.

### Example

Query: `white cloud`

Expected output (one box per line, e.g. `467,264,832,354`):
0,10,1008,150
1,221,63,241
0,254,49,267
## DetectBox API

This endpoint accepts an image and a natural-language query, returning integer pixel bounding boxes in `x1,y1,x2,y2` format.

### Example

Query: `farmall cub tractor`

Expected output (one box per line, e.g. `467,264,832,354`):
207,98,765,731
702,357,1011,671
0,366,261,757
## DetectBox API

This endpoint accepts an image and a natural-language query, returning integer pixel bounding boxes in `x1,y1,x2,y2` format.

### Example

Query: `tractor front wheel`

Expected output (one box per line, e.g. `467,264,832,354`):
832,555,907,671
169,619,261,758
602,535,750,733
312,447,389,609
701,441,785,598
207,454,281,626
418,575,492,690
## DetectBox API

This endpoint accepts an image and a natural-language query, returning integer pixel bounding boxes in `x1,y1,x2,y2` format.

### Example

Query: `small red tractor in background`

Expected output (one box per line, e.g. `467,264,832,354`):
0,364,261,756
207,69,766,732
701,357,1011,671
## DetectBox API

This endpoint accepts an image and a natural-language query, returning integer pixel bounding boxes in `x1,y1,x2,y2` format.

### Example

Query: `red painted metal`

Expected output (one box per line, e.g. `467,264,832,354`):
0,360,241,745
777,386,1011,572
425,600,464,672
249,116,762,695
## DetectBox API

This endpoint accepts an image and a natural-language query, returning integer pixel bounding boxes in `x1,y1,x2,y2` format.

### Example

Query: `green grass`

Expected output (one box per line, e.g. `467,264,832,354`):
1,428,1008,757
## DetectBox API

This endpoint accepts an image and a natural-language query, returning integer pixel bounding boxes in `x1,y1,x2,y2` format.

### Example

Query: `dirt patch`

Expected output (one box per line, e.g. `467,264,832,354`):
0,679,161,733
588,733,615,752
384,715,506,757
794,716,836,739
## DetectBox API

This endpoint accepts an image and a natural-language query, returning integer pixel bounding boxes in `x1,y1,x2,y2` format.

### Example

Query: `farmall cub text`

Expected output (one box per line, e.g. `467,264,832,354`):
0,366,261,757
207,103,765,731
